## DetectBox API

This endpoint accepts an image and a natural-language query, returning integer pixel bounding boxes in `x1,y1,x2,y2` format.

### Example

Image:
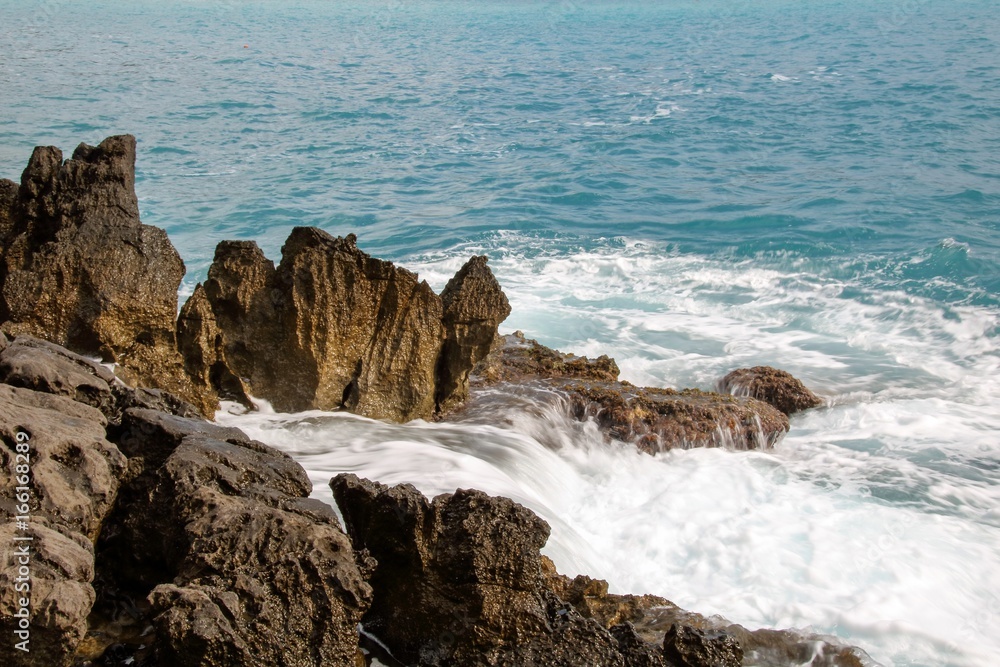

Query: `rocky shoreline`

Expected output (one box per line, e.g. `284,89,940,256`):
0,136,863,666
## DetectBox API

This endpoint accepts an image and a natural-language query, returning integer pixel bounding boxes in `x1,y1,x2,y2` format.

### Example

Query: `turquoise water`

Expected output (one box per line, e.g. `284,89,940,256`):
3,1,1000,665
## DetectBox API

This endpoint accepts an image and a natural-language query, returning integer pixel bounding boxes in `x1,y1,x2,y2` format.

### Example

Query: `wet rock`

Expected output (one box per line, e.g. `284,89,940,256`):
542,556,677,632
719,366,822,415
662,623,743,667
564,381,789,453
98,409,372,666
0,136,216,416
0,379,126,666
610,623,668,667
436,255,511,413
331,474,626,666
472,331,620,386
180,230,446,421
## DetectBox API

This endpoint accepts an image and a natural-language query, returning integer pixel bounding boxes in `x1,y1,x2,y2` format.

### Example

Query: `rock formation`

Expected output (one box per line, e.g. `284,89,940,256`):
719,366,823,415
178,232,510,421
436,255,511,413
331,473,628,666
0,372,125,665
0,335,371,666
0,135,214,415
461,332,789,452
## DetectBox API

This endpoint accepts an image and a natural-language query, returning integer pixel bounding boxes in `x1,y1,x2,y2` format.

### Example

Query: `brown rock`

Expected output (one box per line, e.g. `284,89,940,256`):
662,623,743,667
719,366,823,415
0,523,96,667
435,255,511,413
96,409,372,666
331,474,627,666
0,136,216,416
564,381,789,453
181,229,446,421
472,331,620,386
0,378,126,666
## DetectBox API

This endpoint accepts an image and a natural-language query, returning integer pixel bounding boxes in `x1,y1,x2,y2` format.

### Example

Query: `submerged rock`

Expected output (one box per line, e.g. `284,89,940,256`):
719,366,823,415
0,136,215,415
460,334,789,452
331,474,628,666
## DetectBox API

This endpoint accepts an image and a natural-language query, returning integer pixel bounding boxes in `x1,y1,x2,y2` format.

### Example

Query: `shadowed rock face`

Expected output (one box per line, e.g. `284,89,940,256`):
331,474,627,667
0,136,215,416
719,366,823,415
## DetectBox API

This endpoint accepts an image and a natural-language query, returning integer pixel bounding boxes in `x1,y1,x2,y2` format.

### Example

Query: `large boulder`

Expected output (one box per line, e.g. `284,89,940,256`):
180,231,509,421
97,409,372,666
0,380,126,666
718,366,823,415
331,474,627,667
0,136,215,416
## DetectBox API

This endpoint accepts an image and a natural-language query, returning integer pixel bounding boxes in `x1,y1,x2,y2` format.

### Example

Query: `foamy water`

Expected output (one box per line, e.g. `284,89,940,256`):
218,239,1000,667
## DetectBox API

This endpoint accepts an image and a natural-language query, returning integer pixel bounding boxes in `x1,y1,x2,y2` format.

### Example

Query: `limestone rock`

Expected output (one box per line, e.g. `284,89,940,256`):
719,366,823,415
0,523,96,667
97,409,372,666
662,624,743,667
0,136,216,416
564,381,789,453
180,229,446,420
435,255,511,413
472,331,620,386
331,474,629,667
0,335,114,414
0,376,126,666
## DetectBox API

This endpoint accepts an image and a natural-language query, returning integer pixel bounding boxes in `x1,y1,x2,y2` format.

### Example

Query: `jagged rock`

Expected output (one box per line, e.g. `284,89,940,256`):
564,381,789,453
97,409,372,666
0,378,126,666
0,135,216,416
719,366,823,415
0,178,17,239
543,557,866,667
472,331,620,386
180,229,447,421
176,283,252,407
542,556,677,631
331,474,627,666
663,624,743,667
435,255,511,413
610,623,668,667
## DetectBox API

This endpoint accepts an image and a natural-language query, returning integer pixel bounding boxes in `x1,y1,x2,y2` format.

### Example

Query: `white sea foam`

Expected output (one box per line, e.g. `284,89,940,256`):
218,237,1000,666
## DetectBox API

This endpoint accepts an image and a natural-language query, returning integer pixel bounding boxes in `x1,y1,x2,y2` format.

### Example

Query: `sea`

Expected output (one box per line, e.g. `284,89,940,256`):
2,1,998,665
